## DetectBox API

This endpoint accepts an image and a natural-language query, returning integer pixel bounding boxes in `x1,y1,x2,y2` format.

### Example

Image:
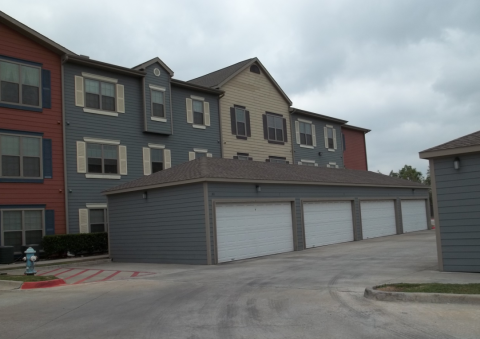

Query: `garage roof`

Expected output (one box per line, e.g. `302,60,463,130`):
419,130,480,159
103,158,427,195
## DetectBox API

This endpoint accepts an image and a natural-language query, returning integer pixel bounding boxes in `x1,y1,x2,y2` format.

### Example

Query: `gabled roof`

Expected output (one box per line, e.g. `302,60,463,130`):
188,57,292,105
132,57,174,76
290,108,348,125
419,130,480,159
104,157,426,195
66,55,146,77
342,124,371,133
0,11,75,55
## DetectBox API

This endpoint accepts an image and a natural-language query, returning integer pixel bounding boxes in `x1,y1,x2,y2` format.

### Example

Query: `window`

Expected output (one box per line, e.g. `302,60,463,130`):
324,125,337,150
235,107,247,137
250,65,260,74
89,209,107,233
234,152,252,160
85,78,115,112
327,162,339,168
193,100,204,125
87,143,118,174
0,60,41,107
0,134,42,178
151,148,163,173
189,149,212,160
299,122,313,146
268,156,287,164
267,114,285,142
299,160,317,166
151,90,165,118
1,209,43,253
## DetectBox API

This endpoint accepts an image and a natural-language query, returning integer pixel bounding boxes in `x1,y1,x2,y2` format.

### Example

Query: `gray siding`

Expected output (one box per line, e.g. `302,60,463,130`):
64,62,221,233
206,182,428,264
107,183,207,264
434,153,480,272
290,114,344,167
144,63,172,135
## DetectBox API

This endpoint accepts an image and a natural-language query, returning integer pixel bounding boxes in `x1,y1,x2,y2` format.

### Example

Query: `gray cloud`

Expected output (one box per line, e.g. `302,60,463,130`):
2,0,479,176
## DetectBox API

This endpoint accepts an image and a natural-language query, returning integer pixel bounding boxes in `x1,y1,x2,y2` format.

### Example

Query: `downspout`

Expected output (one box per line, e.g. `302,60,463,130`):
218,91,225,158
142,76,147,131
169,75,173,135
363,131,369,171
61,54,69,233
289,108,296,164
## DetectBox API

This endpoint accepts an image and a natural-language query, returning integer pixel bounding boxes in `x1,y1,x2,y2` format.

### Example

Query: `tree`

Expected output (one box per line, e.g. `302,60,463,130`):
423,167,431,186
389,165,423,183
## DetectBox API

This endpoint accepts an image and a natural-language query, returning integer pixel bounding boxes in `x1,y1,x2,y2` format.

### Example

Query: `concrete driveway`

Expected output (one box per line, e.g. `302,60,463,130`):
1,230,479,339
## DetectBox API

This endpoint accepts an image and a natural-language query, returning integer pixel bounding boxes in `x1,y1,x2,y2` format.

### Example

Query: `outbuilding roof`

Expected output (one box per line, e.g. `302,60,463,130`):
419,130,480,159
103,157,426,195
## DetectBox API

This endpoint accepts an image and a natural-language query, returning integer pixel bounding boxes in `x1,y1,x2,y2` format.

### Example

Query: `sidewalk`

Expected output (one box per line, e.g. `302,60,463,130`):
0,254,110,272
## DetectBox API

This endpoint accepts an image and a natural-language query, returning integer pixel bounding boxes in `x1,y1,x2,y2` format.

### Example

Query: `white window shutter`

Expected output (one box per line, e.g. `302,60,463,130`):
206,153,212,157
324,127,329,148
79,209,89,233
143,147,151,175
298,161,302,165
314,163,318,167
295,121,300,144
76,141,86,173
116,84,125,113
74,76,84,107
119,145,127,175
189,152,196,161
164,149,171,169
186,98,193,124
333,129,337,149
204,101,210,126
312,125,316,146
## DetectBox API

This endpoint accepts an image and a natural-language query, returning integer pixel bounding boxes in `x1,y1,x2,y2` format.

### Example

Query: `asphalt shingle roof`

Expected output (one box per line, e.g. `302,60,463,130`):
420,130,480,153
188,58,255,88
104,157,426,194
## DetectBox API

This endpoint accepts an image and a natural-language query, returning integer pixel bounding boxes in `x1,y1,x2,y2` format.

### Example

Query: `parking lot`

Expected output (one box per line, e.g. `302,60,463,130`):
1,230,479,339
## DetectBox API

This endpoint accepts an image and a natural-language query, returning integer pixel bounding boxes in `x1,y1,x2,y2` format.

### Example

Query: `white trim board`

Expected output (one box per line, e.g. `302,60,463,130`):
83,137,120,145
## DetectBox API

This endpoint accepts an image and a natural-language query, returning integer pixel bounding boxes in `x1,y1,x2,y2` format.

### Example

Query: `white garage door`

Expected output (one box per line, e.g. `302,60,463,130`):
361,200,397,239
215,202,294,263
402,200,428,233
303,201,354,248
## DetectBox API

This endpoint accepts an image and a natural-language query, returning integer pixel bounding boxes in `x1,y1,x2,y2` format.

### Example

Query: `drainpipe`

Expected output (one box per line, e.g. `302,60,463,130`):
61,54,69,233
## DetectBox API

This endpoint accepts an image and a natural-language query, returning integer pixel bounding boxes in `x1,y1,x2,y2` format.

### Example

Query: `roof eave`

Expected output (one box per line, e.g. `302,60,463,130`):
290,108,348,124
419,145,480,159
66,55,146,77
171,79,224,95
342,124,371,133
132,57,174,76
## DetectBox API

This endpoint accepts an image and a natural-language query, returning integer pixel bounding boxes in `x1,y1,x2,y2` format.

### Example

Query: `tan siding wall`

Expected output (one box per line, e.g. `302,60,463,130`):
220,67,292,162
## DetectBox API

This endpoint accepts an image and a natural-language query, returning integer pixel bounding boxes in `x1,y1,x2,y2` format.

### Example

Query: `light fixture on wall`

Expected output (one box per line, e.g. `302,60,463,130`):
454,157,461,170
143,191,148,199
256,185,261,192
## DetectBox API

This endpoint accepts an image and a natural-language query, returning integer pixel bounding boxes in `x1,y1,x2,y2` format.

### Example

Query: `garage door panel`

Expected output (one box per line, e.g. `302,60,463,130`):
361,200,397,239
402,200,428,233
304,201,354,248
216,202,294,263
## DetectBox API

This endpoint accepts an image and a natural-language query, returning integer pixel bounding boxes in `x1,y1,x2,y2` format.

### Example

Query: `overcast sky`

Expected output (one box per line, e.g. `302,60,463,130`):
2,0,479,175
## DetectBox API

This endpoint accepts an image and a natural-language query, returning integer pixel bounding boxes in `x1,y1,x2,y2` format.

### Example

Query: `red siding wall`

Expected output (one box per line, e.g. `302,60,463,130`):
0,23,65,234
342,127,368,171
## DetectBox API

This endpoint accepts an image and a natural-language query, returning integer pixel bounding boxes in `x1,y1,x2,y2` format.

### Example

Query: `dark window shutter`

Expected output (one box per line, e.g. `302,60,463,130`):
230,107,237,135
45,210,55,235
248,157,253,161
283,118,288,142
245,110,251,137
42,69,51,109
43,139,53,178
265,159,270,162
233,156,238,159
262,115,268,139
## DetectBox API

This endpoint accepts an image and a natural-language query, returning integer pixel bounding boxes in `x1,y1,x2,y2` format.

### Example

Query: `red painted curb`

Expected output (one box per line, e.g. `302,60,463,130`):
21,279,66,290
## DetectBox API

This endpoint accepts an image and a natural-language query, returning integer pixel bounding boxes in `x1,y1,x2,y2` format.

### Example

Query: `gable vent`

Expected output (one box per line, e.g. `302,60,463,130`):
250,65,260,74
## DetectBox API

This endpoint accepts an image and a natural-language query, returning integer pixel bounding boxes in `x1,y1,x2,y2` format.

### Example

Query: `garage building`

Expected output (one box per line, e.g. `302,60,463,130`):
104,158,430,265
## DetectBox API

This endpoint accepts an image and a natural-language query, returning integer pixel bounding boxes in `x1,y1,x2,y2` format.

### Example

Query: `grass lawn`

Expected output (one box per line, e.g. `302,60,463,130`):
0,275,58,282
376,283,480,295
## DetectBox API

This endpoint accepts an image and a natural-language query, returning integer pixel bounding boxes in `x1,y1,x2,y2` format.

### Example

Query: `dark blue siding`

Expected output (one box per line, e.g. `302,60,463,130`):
144,63,172,135
434,154,480,272
42,139,53,178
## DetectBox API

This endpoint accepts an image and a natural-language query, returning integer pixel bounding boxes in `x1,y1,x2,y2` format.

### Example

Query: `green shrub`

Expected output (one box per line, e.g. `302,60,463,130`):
42,233,108,257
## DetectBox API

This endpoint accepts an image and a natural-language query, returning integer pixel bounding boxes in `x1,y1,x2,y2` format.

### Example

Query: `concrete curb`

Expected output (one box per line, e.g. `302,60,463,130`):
0,258,111,272
364,286,480,305
0,280,23,290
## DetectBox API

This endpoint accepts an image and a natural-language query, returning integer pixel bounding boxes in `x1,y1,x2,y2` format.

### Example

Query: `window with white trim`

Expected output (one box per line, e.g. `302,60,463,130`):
298,159,318,167
1,209,44,253
151,148,163,173
300,122,313,146
142,145,170,175
89,209,107,233
327,162,339,168
186,96,210,128
85,79,115,111
324,125,337,151
0,133,42,178
151,90,165,118
267,114,285,142
267,156,288,164
189,149,212,160
87,143,118,174
193,99,204,125
0,60,41,108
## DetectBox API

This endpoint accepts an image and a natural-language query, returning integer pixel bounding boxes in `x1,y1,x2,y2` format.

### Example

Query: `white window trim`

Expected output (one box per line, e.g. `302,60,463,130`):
328,149,335,152
148,84,166,91
298,118,312,124
327,162,339,168
0,209,45,251
151,116,167,122
193,148,208,153
86,203,107,209
300,159,316,164
148,143,165,149
83,108,119,117
87,207,108,233
0,132,43,179
300,145,314,149
190,95,205,101
326,124,333,128
81,72,118,83
85,174,121,179
83,137,120,145
193,124,206,129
